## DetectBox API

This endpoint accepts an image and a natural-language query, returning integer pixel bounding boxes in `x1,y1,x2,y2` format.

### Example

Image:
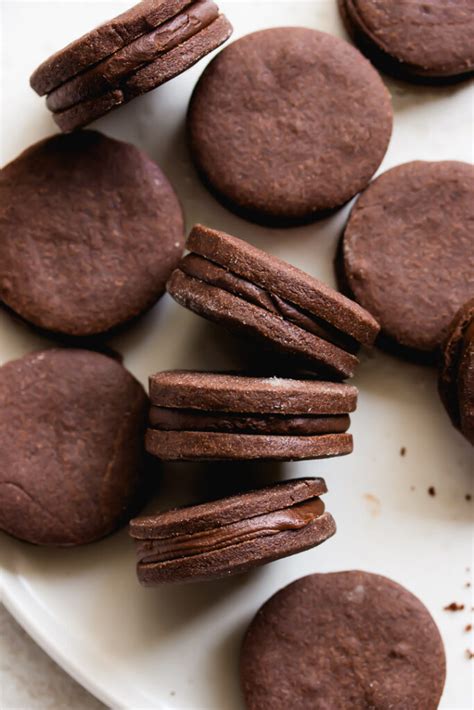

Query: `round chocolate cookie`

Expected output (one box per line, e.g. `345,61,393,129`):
0,349,149,546
187,27,392,225
0,131,184,336
339,0,474,82
130,478,336,584
30,0,194,95
241,571,446,709
339,161,474,358
439,299,474,445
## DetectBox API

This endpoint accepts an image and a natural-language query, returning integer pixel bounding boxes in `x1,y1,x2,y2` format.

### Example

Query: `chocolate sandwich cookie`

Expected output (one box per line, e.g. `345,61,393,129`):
167,225,380,379
30,0,232,131
0,131,184,336
439,299,474,445
339,161,474,359
146,370,356,461
130,478,336,584
241,571,446,709
187,27,392,225
339,0,474,83
0,349,149,546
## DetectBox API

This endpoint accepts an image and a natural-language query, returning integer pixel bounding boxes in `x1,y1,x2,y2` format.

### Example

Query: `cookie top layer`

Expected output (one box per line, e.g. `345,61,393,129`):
341,161,474,356
187,225,380,346
0,349,148,546
149,370,358,414
439,299,474,445
131,477,327,537
340,0,474,80
187,27,392,224
30,0,192,94
0,131,184,336
241,571,446,710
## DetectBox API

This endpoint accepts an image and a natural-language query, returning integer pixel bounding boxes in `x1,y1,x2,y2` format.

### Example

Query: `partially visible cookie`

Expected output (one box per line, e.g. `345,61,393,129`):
0,131,184,336
339,161,474,359
130,478,336,584
241,571,446,709
339,0,474,82
439,299,474,445
187,27,392,225
167,225,380,379
0,349,149,546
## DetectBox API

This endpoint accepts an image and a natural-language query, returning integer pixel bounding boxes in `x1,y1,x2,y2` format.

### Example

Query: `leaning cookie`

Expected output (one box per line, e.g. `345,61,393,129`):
439,299,474,446
167,225,380,379
241,571,446,709
338,161,474,360
146,370,356,461
129,478,335,584
0,131,184,337
0,349,149,546
30,0,232,131
187,27,392,225
339,0,474,83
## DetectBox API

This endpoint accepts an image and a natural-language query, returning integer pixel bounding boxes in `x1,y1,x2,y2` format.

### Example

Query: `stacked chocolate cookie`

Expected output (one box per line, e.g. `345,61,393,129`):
30,0,233,131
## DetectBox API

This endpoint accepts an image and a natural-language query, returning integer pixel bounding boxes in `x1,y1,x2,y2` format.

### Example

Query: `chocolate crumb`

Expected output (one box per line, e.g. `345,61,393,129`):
465,624,472,632
444,602,464,612
466,582,471,588
466,649,474,660
428,486,436,497
400,446,406,456
466,494,472,501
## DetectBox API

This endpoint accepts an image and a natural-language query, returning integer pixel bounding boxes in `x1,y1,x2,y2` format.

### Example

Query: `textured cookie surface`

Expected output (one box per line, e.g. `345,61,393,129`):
340,161,474,357
0,349,149,546
30,0,193,94
339,0,474,81
241,571,446,709
439,299,474,445
0,131,184,336
188,27,392,224
130,478,336,583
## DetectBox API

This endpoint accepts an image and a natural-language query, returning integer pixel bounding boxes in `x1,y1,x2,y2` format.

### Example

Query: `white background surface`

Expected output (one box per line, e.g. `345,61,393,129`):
1,1,473,708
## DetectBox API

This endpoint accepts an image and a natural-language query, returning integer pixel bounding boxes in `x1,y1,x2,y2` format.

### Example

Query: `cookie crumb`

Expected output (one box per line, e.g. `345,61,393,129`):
465,649,474,660
444,602,464,612
410,485,416,491
466,494,472,501
465,624,472,632
466,582,471,588
400,446,406,456
428,486,436,497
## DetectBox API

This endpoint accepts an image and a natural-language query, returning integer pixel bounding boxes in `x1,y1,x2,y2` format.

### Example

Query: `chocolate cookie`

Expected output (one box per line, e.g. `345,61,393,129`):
130,478,336,584
146,370,356,461
0,349,149,546
339,161,474,359
30,0,232,131
241,571,446,709
187,27,392,225
0,131,184,336
339,0,474,83
167,225,380,379
439,299,474,445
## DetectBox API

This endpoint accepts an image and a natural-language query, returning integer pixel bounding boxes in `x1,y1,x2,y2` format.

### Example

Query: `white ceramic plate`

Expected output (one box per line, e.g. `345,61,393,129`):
1,1,473,708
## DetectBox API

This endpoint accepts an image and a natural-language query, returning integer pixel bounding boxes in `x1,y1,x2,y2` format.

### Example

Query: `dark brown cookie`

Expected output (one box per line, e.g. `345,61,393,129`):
167,225,380,379
146,370,356,461
47,0,220,111
0,131,184,336
339,0,474,83
339,161,474,359
129,478,336,584
51,14,233,132
30,0,193,95
439,299,474,445
187,27,392,225
241,571,446,709
0,349,149,546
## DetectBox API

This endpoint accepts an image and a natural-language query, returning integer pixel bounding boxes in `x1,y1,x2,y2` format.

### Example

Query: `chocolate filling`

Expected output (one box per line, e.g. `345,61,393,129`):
180,253,359,353
136,497,325,564
149,406,350,435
